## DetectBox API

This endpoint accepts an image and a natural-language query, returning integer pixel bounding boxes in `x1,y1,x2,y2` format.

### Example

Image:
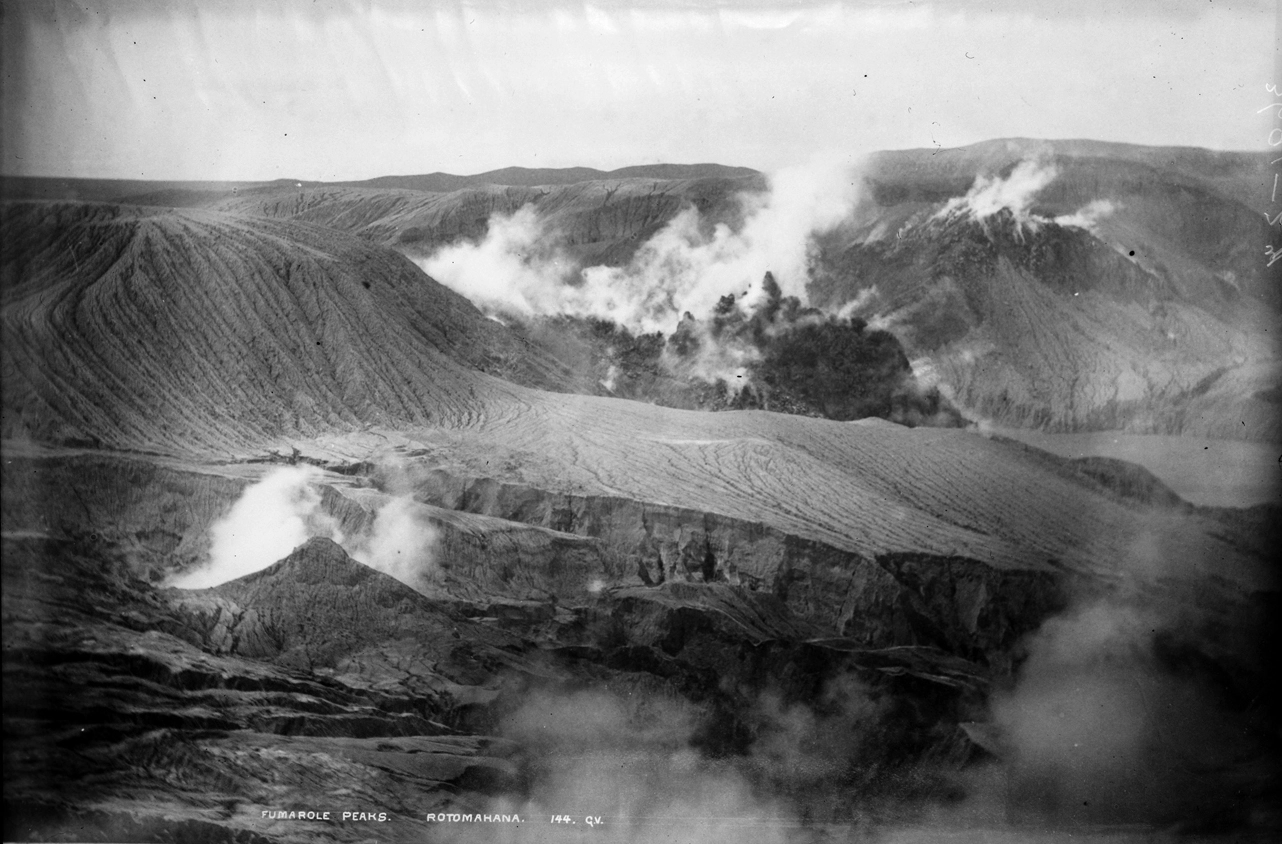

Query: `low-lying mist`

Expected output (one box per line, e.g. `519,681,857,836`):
983,596,1270,830
438,672,900,844
946,519,1279,835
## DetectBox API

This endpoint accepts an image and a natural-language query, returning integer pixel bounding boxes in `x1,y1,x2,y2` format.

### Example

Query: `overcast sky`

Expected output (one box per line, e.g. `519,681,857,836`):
1,0,1275,181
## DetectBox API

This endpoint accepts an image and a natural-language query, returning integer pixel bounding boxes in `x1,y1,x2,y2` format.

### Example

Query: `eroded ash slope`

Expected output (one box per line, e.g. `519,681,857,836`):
1,201,594,453
812,140,1281,441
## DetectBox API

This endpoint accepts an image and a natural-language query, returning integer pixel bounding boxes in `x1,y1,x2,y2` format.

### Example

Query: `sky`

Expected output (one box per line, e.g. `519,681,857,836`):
0,0,1276,181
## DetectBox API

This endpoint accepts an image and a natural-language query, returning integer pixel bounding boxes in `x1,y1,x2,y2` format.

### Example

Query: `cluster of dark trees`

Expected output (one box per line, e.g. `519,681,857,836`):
527,272,963,426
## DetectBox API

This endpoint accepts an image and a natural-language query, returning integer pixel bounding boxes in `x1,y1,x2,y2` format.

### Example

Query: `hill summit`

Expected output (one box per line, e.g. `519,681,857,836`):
0,201,586,454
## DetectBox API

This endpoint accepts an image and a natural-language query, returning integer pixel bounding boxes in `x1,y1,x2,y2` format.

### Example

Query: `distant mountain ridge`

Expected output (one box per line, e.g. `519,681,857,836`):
0,163,761,204
344,163,761,192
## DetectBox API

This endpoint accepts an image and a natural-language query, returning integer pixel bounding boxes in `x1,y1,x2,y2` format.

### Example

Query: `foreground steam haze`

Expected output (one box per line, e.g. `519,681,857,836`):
3,140,1280,843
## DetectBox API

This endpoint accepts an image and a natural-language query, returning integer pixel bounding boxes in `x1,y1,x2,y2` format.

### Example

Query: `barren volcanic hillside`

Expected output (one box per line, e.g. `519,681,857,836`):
4,199,1261,587
862,138,1271,213
103,139,1280,443
0,200,593,454
811,140,1281,441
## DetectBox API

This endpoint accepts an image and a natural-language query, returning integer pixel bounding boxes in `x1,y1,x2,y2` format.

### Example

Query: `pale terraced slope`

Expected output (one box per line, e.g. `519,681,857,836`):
308,390,1271,592
0,201,582,454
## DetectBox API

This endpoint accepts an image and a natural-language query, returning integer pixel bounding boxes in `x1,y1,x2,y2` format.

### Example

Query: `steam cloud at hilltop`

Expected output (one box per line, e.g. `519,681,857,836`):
169,467,344,589
170,467,439,591
419,156,861,335
937,159,1059,225
934,158,1118,233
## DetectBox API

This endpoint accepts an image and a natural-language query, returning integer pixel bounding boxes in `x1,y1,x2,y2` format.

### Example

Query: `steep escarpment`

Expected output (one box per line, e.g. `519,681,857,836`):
0,451,612,606
0,201,591,454
385,394,1273,594
403,469,1064,660
0,445,1071,659
8,415,1271,683
5,421,1277,841
175,537,533,671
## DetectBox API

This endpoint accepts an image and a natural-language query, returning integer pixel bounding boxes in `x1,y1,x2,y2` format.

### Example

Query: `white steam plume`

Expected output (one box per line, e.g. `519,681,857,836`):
420,206,573,316
169,466,343,589
749,672,878,783
418,156,860,335
171,468,440,592
435,671,895,842
991,601,1152,778
936,159,1119,237
662,315,762,388
581,156,860,332
834,285,880,321
1052,198,1119,232
936,159,1058,227
350,497,440,591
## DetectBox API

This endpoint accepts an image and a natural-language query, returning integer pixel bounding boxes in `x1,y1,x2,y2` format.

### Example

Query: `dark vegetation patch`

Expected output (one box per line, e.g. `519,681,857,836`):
516,272,965,426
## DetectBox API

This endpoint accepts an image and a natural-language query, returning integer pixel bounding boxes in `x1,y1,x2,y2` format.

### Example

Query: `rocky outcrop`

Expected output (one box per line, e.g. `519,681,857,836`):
0,531,527,843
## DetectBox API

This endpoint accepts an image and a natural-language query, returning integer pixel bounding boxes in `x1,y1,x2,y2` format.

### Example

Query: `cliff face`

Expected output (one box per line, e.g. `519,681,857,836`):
1,449,1068,661
404,470,1065,661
